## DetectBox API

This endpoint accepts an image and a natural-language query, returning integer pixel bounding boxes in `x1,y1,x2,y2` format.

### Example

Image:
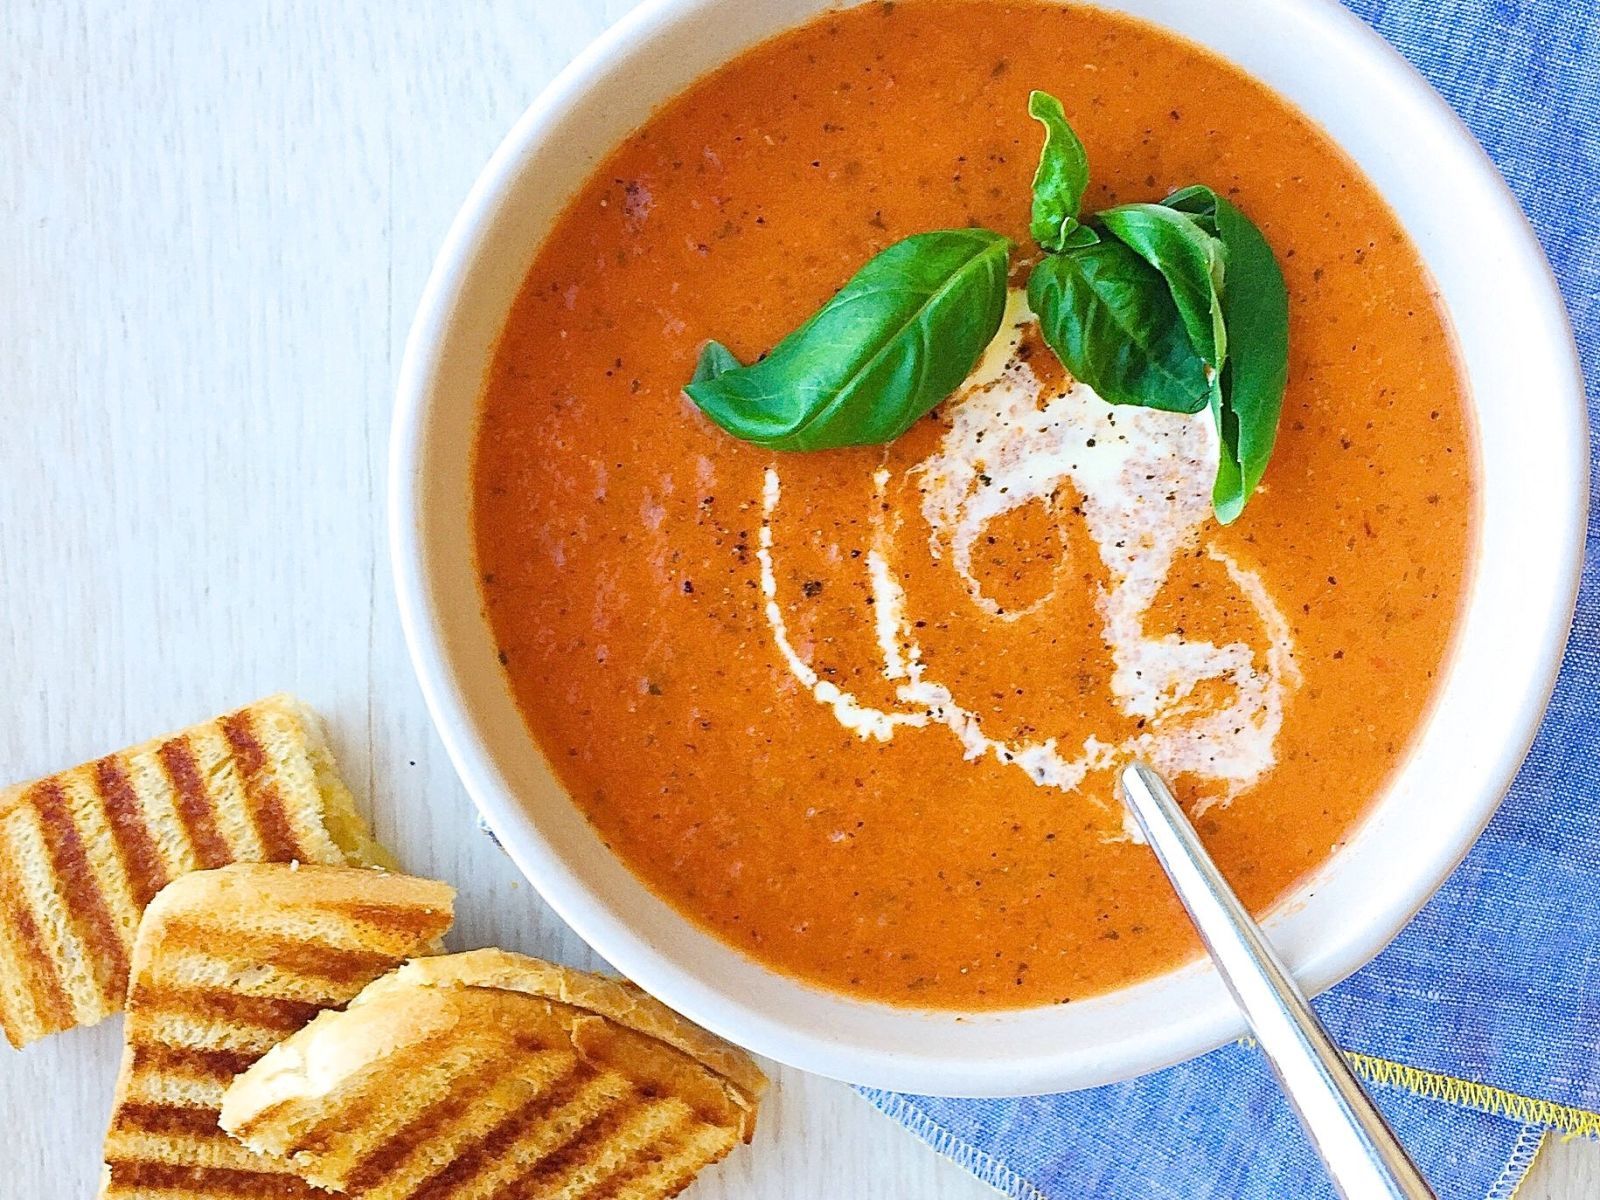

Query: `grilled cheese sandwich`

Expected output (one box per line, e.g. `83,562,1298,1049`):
100,863,454,1198
220,948,767,1199
0,694,394,1048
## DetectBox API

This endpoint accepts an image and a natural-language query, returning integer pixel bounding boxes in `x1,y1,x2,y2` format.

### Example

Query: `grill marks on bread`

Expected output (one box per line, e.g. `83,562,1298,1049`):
221,712,302,864
153,923,409,997
254,1002,724,1200
0,696,391,1047
0,840,73,1042
95,756,170,906
105,1161,322,1198
158,736,237,870
101,864,455,1199
29,779,133,1001
127,989,328,1055
221,951,767,1200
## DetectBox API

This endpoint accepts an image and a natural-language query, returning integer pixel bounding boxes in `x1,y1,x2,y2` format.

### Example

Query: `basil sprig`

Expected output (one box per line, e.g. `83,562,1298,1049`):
1023,90,1288,522
685,229,1011,452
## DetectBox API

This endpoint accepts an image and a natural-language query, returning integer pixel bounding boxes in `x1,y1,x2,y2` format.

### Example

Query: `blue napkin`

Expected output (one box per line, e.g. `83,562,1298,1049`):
861,2,1600,1196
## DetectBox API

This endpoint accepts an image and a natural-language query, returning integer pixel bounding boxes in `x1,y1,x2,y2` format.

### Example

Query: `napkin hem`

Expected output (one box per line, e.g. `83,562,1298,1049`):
1348,1051,1600,1139
865,1089,1047,1200
866,1089,1552,1200
1486,1124,1546,1200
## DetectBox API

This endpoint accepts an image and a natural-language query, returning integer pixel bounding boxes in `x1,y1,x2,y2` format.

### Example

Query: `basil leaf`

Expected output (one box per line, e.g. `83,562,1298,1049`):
691,339,742,384
684,229,1011,451
1027,237,1210,414
1208,387,1248,523
1098,202,1226,371
1028,90,1091,253
1165,186,1289,522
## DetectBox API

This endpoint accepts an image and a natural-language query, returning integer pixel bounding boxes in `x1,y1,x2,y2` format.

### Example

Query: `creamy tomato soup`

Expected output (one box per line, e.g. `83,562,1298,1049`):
473,0,1476,1009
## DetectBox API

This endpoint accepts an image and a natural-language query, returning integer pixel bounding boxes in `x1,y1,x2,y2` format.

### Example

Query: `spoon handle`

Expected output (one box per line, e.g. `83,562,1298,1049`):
1119,762,1436,1200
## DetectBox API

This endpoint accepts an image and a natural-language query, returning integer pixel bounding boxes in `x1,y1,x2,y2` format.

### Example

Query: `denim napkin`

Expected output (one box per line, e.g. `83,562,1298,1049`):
861,2,1600,1196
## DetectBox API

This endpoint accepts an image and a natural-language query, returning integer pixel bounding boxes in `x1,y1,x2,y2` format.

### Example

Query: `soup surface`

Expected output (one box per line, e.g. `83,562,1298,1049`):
474,0,1476,1008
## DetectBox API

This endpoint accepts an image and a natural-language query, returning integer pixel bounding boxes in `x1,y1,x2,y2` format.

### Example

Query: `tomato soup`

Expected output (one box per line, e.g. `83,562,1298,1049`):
473,0,1476,1009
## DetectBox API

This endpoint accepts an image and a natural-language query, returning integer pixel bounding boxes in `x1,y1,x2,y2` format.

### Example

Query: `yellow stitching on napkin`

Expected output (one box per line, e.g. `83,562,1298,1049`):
1345,1053,1600,1139
1236,1039,1600,1139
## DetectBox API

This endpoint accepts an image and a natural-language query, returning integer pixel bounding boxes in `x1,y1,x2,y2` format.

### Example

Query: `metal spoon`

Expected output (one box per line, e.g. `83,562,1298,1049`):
1119,762,1436,1200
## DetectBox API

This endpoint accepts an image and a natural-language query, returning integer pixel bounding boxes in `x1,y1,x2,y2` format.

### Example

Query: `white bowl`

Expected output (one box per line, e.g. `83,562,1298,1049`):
391,0,1587,1096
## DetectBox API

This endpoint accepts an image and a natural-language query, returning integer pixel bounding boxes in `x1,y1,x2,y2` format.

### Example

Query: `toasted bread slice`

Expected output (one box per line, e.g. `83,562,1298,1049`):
101,863,455,1199
360,949,770,1106
0,694,395,1048
220,949,768,1199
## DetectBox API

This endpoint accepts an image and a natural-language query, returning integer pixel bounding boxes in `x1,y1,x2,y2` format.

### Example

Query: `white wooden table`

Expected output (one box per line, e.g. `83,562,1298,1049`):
0,3,1591,1196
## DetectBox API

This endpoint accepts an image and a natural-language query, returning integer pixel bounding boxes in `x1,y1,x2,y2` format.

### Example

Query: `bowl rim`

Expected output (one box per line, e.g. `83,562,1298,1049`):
391,0,1589,1095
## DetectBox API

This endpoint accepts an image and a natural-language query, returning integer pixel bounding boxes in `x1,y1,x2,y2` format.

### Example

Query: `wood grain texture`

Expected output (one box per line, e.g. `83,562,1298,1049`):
0,1,1590,1196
